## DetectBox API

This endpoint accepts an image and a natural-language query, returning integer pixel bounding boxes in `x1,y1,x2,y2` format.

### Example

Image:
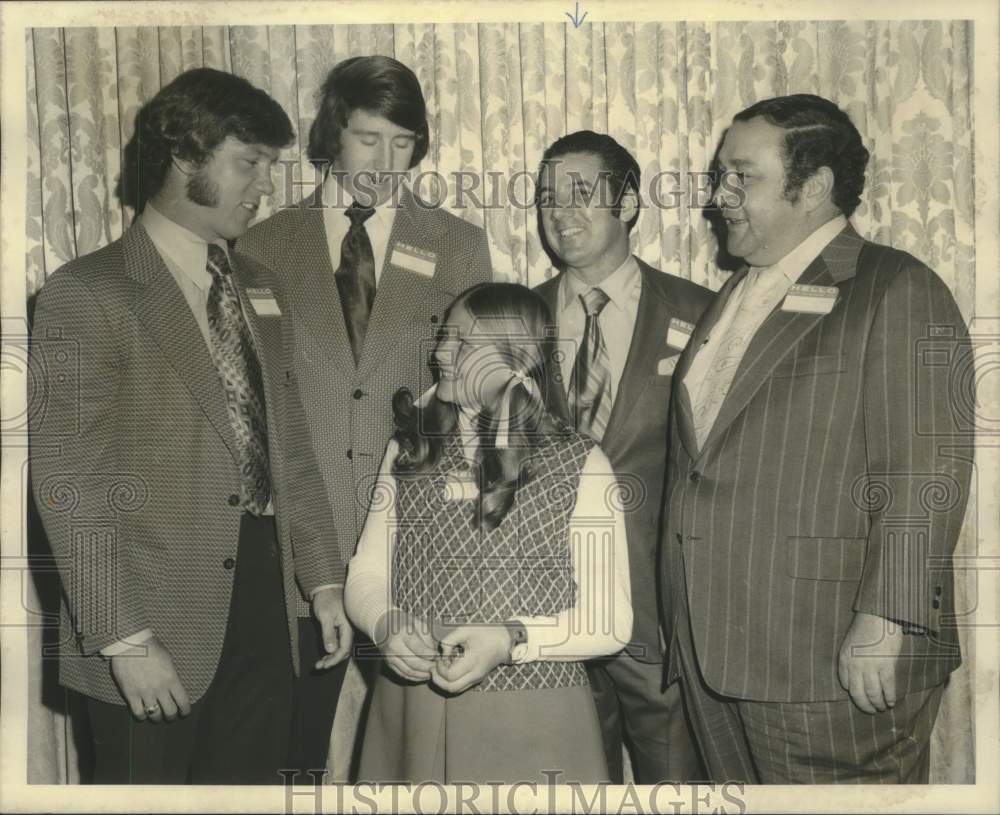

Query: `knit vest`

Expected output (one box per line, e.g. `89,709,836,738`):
391,428,594,692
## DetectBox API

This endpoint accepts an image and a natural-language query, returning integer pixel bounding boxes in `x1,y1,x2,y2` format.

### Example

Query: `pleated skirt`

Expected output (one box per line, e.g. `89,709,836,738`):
357,665,609,784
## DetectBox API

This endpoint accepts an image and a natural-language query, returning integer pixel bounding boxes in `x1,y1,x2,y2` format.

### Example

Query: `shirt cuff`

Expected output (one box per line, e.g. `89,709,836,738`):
100,628,155,658
308,583,343,601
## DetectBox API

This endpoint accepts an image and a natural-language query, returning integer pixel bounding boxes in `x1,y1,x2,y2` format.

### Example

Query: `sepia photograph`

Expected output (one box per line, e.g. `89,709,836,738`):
1,1,997,812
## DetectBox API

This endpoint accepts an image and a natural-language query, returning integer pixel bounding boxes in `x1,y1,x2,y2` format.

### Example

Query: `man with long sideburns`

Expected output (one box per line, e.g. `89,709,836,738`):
663,94,973,783
29,68,345,784
239,55,491,778
534,131,711,782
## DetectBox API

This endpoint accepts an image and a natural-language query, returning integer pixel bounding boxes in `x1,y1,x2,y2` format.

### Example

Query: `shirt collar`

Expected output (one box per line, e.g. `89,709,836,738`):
321,173,399,233
562,253,640,315
141,202,228,291
763,214,849,285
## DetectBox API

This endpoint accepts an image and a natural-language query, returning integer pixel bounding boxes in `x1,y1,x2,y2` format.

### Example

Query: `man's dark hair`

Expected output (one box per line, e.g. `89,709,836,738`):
734,93,870,216
116,67,294,213
307,55,429,170
538,130,641,232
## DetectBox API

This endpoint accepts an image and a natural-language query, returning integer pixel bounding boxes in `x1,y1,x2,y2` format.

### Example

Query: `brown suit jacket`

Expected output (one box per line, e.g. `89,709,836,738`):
29,222,341,705
536,258,713,663
238,186,491,600
663,225,973,702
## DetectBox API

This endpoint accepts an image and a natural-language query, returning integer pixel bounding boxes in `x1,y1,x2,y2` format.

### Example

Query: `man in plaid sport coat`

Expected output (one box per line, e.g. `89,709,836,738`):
662,94,973,783
238,55,492,777
29,68,346,784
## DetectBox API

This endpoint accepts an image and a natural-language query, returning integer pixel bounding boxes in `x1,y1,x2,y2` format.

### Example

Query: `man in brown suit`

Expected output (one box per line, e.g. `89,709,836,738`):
29,68,346,783
663,94,973,783
238,55,492,777
534,131,711,782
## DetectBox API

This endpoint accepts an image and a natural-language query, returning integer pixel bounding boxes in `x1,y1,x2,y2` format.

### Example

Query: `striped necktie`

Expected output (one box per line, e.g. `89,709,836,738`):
568,286,613,442
206,244,272,514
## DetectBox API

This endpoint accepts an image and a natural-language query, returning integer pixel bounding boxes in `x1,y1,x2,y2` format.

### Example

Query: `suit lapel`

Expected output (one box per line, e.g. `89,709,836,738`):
279,192,357,376
601,260,668,455
672,267,747,462
122,223,238,462
230,253,282,407
356,189,451,380
697,228,860,459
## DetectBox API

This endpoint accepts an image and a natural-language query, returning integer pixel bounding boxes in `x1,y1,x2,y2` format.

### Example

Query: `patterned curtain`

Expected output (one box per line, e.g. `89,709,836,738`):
25,20,977,783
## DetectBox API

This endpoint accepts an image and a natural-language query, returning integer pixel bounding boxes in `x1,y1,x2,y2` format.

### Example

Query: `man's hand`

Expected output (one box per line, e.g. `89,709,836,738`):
430,624,511,695
837,611,905,714
110,636,191,723
312,586,353,669
375,609,438,683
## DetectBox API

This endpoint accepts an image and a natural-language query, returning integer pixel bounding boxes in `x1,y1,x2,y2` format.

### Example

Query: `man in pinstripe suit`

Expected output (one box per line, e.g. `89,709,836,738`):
238,55,492,777
29,68,346,783
663,94,973,783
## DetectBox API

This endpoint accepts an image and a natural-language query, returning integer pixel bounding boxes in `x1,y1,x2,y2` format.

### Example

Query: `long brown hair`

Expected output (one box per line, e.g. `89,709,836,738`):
392,282,571,531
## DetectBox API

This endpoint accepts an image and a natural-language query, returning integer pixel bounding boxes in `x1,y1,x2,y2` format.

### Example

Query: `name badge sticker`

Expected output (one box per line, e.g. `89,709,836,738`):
246,287,282,316
666,317,696,351
390,243,437,277
781,284,839,315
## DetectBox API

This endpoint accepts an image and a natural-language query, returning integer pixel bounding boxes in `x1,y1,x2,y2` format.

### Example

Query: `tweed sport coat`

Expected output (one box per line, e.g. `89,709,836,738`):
536,258,713,664
238,185,491,600
29,222,342,705
663,224,974,703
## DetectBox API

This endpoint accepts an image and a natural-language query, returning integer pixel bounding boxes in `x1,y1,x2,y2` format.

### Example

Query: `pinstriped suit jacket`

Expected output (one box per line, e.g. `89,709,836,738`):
238,186,491,611
663,225,972,703
29,223,342,705
536,259,713,664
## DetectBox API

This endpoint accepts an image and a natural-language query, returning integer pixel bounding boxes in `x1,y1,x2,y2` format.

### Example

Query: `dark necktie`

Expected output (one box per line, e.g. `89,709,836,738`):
335,201,377,365
206,244,272,514
567,287,613,441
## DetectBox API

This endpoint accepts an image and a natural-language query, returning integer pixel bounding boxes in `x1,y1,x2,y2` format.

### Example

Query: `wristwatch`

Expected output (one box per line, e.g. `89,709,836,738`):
503,620,529,664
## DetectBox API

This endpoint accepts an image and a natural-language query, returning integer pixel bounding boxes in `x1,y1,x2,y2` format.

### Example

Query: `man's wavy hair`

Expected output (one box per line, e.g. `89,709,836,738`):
116,68,293,214
391,283,571,532
734,93,870,216
307,55,429,170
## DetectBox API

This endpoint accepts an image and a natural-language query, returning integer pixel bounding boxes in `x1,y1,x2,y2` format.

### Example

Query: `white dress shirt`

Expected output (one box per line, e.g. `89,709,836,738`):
321,174,398,284
557,254,642,404
685,214,848,426
345,431,633,664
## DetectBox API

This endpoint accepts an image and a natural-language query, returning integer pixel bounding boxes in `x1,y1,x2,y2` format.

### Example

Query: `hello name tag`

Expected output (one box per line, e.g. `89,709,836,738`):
246,287,281,316
666,318,696,351
390,243,436,277
781,284,839,314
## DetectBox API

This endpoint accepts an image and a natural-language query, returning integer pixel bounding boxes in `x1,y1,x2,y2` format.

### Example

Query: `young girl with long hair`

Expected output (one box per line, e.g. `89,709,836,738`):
344,282,632,783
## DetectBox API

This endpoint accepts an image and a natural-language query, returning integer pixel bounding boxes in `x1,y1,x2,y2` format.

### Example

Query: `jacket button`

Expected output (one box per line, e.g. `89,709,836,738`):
353,389,364,399
689,471,702,484
227,494,240,506
346,449,353,460
223,557,235,570
932,599,940,610
934,586,943,596
430,315,439,324
676,533,683,545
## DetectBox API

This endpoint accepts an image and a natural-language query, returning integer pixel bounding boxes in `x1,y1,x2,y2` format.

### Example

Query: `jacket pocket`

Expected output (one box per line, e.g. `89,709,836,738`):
772,354,845,378
786,536,866,581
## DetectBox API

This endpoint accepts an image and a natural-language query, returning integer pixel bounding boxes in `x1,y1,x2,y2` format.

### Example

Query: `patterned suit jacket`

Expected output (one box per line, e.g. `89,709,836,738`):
536,258,713,664
238,185,491,606
663,224,973,702
29,222,342,705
